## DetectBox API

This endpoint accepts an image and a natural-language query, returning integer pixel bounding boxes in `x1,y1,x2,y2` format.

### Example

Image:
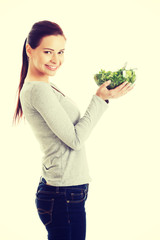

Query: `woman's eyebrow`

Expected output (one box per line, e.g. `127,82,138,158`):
43,48,65,51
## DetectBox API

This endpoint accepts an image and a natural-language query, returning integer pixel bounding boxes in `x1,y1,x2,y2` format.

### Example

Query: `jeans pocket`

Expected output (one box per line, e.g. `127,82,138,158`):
66,188,88,204
35,196,54,226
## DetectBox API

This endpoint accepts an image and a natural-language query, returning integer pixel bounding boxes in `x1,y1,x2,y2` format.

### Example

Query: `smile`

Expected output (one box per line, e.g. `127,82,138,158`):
45,65,58,71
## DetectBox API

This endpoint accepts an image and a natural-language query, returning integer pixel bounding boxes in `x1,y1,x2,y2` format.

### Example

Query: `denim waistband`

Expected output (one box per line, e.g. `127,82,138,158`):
39,177,89,193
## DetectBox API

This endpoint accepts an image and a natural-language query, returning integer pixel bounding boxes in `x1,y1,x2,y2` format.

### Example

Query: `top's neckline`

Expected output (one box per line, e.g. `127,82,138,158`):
24,80,65,97
24,80,50,84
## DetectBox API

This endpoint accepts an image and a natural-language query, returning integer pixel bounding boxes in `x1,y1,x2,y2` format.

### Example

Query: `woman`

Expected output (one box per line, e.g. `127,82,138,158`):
13,20,134,240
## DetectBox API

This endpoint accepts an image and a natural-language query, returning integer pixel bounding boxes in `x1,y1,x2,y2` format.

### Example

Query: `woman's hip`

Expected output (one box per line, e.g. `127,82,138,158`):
35,178,89,224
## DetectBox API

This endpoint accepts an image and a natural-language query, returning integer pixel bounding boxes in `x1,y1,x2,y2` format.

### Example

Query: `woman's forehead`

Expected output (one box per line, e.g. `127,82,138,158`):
39,35,66,48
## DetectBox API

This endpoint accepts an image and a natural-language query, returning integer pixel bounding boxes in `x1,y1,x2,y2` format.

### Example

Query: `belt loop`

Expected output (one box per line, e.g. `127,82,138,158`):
56,187,59,194
41,177,47,184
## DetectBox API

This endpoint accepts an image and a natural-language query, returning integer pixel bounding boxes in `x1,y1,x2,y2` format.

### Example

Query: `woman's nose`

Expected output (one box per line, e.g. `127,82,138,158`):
50,54,59,65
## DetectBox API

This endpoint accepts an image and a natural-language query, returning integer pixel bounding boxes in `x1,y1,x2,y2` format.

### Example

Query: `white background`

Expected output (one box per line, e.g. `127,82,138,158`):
0,0,160,239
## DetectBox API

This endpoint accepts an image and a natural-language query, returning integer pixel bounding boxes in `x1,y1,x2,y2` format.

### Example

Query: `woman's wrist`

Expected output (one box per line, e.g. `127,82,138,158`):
96,93,109,104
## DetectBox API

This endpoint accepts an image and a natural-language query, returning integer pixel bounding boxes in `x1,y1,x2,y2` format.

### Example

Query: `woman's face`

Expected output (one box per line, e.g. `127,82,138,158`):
26,35,66,79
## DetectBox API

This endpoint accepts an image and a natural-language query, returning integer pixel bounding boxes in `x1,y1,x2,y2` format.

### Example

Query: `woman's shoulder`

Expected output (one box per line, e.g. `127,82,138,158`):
23,80,51,87
20,80,51,103
22,80,53,94
21,80,65,106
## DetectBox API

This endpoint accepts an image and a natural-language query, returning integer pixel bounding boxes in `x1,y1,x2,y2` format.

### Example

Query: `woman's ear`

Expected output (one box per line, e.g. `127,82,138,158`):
26,43,32,58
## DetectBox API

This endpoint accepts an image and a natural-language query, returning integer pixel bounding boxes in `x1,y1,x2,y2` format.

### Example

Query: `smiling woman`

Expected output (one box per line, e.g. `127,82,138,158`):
25,35,66,79
12,20,134,240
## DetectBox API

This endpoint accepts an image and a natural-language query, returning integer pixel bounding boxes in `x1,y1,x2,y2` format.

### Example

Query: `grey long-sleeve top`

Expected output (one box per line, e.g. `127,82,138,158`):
20,81,108,186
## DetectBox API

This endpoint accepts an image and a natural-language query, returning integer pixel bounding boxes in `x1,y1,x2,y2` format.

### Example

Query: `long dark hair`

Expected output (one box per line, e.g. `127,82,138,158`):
13,20,66,125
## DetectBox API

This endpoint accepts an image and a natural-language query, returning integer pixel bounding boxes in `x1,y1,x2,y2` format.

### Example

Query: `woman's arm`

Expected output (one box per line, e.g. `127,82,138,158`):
30,82,108,151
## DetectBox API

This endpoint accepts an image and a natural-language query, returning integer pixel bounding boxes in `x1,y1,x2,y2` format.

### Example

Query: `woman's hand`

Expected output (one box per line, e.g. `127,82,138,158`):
96,80,135,101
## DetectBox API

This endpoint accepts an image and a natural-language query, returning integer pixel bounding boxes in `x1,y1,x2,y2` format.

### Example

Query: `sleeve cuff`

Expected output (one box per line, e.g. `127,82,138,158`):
93,94,109,105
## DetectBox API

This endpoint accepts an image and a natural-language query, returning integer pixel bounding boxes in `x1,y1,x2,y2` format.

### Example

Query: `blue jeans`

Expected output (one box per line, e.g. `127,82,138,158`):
35,178,89,240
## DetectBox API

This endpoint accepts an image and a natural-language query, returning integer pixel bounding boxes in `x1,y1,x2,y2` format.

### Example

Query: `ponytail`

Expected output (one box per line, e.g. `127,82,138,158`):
12,38,28,125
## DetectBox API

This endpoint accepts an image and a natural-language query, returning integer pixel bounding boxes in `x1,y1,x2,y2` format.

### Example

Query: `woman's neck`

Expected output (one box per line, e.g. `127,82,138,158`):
25,65,50,83
25,76,50,83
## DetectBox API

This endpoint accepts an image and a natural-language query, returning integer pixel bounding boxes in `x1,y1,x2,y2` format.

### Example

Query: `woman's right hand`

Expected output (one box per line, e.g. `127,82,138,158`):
96,80,135,101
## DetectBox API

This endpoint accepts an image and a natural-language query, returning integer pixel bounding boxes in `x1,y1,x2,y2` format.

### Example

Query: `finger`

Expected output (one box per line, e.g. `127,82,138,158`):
121,81,129,88
124,83,135,91
122,84,135,95
103,80,111,87
115,81,128,91
127,84,135,91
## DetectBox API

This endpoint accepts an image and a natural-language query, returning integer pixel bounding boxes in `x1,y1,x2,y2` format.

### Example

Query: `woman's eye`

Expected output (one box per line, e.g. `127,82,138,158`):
58,51,64,55
44,50,64,55
44,51,52,54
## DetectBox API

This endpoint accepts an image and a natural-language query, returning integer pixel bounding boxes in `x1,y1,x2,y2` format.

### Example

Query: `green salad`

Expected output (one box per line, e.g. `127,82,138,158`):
94,63,136,89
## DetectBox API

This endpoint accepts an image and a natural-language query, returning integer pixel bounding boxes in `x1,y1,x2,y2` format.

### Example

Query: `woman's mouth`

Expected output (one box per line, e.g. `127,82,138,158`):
45,65,58,71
